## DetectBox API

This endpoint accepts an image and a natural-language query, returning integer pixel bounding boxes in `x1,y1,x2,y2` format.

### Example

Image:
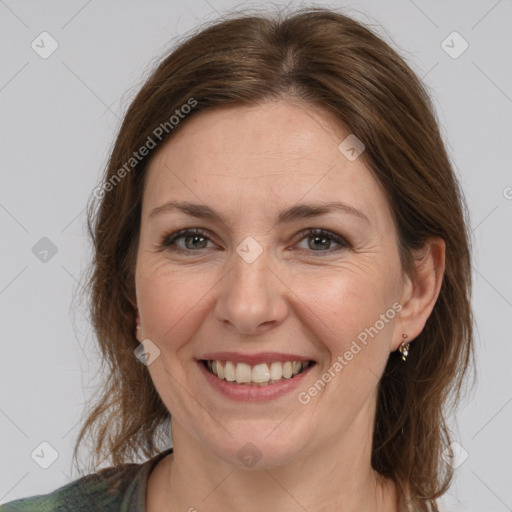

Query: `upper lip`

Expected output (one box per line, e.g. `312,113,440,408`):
198,352,315,365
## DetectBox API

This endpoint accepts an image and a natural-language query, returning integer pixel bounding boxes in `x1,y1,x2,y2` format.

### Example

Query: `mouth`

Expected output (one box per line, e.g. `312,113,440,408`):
199,359,316,386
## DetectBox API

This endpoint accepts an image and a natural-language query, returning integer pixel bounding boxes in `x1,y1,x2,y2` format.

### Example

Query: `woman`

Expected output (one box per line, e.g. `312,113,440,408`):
0,6,473,512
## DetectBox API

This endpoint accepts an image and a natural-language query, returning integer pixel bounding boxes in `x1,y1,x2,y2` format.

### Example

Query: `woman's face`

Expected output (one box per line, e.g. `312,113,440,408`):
134,99,409,468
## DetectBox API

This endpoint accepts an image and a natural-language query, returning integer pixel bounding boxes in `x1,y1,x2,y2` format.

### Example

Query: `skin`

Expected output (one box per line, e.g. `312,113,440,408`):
134,99,445,512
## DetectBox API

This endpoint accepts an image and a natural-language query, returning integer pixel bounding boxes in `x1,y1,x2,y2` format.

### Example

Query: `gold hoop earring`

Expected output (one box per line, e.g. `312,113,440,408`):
398,334,410,362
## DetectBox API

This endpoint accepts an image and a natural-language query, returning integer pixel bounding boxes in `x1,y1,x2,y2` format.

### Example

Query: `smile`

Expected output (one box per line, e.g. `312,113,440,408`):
202,360,313,386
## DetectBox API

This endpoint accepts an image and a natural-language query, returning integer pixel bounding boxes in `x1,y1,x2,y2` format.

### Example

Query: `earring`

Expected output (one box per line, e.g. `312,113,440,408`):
398,334,410,362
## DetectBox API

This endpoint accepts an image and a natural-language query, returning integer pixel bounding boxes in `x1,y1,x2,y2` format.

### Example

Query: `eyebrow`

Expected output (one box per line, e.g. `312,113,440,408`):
148,200,370,225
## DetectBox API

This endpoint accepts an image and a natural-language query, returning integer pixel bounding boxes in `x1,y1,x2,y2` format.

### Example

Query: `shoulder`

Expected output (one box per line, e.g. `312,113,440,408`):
0,464,139,512
0,448,173,512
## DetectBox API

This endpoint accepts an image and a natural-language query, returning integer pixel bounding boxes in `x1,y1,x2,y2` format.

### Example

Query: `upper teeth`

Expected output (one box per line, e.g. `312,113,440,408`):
207,360,310,385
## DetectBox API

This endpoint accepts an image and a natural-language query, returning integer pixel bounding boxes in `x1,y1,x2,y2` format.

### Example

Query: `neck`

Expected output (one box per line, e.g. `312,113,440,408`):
156,418,397,512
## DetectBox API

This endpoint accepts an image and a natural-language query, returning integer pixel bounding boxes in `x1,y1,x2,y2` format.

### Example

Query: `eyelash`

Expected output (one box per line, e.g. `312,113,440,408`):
158,228,350,255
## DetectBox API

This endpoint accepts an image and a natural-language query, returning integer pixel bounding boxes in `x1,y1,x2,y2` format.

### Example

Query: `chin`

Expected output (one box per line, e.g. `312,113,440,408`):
197,420,312,470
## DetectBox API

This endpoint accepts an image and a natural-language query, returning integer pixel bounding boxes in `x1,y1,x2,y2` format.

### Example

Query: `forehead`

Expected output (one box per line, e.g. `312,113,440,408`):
142,100,389,223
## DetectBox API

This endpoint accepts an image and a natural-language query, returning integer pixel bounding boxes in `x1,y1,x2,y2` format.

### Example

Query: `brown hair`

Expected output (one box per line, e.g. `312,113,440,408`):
74,6,474,511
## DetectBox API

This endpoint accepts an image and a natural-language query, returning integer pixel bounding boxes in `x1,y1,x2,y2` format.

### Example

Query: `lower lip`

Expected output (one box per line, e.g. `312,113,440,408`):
197,360,315,402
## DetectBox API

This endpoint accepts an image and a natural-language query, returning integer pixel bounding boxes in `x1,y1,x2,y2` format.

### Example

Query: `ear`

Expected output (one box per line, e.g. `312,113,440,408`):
127,291,144,342
392,237,446,351
134,306,143,342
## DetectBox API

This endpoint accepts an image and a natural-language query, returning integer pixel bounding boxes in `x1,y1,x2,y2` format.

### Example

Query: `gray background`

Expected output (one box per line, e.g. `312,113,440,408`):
0,0,511,510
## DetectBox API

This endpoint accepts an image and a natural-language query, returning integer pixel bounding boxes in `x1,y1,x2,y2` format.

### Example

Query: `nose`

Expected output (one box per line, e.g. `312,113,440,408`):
214,246,288,336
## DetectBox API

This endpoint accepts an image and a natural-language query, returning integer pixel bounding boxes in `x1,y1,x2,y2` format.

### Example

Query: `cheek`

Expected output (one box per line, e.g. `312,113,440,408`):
290,265,395,344
286,263,400,403
135,263,218,352
289,271,397,419
135,264,219,415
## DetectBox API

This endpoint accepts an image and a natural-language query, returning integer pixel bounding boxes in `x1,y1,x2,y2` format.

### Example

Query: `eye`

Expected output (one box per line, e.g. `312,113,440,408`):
294,228,349,253
159,228,215,252
159,227,350,255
